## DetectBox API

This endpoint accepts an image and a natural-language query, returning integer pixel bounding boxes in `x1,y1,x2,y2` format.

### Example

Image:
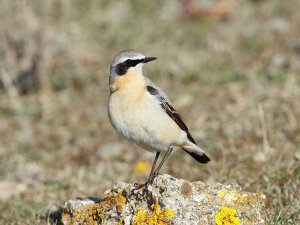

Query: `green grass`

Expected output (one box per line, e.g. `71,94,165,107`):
0,0,299,224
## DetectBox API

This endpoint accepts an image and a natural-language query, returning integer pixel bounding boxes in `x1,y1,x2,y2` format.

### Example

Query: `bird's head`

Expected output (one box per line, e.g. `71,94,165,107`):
109,50,157,91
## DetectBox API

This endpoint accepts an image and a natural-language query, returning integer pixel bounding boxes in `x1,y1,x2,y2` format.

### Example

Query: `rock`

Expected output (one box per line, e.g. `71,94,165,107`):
61,174,266,225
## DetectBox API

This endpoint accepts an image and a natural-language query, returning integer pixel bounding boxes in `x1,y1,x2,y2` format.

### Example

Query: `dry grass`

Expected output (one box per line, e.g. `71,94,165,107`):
0,0,299,224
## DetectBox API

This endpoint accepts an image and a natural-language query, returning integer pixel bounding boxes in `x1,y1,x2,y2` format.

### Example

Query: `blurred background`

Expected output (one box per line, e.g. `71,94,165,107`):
0,0,299,224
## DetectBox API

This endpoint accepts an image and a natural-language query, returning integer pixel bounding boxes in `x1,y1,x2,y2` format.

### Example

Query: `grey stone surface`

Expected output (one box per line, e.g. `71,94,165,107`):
62,174,266,225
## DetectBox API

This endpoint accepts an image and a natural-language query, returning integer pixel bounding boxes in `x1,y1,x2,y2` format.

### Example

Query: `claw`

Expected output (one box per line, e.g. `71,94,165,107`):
145,171,158,184
133,183,145,190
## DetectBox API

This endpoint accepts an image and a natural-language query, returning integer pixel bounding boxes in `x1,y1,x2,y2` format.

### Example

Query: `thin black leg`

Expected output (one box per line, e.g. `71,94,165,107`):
133,152,160,188
153,145,173,176
134,146,173,188
146,152,160,182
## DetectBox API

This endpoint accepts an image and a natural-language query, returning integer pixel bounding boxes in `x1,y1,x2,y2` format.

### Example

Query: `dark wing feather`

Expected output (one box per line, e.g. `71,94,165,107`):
147,85,210,164
147,85,196,144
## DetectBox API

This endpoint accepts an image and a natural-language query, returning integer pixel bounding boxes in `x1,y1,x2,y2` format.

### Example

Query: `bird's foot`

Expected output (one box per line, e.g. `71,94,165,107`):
146,171,159,184
133,172,159,190
133,182,145,189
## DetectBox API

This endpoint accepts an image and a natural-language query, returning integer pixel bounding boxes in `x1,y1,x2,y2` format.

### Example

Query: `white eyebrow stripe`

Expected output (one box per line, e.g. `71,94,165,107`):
119,56,145,64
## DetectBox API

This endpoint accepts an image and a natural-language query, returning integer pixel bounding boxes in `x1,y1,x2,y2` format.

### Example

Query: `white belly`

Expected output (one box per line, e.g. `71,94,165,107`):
108,91,187,152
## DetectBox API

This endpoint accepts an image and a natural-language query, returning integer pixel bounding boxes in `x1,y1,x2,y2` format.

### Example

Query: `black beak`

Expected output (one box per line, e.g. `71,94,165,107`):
144,57,157,63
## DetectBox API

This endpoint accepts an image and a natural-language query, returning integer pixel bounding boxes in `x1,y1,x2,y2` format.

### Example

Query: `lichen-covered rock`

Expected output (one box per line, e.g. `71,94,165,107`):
61,174,266,225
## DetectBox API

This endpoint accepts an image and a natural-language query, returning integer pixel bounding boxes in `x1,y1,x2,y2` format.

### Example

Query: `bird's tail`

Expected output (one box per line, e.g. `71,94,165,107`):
182,142,210,164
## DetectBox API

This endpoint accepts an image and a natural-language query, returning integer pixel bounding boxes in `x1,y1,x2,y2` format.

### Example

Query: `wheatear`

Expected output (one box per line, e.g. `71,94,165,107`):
108,50,210,183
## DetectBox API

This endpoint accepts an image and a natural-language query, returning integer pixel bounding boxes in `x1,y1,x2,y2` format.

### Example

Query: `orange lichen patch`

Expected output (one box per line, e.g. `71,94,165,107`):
62,208,71,222
63,190,127,225
66,203,103,225
118,217,125,225
132,204,174,225
215,206,240,225
133,160,151,176
180,181,193,197
115,191,126,213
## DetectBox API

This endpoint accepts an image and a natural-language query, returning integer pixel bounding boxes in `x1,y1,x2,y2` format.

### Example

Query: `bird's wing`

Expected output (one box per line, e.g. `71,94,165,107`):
145,78,171,102
145,78,196,144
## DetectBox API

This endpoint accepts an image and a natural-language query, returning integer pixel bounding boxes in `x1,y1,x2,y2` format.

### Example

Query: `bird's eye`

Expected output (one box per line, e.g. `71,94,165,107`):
126,59,133,66
116,63,127,75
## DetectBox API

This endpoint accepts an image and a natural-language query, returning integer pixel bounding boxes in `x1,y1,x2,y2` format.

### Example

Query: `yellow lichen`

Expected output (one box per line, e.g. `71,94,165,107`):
132,209,147,225
116,191,126,213
163,208,175,219
218,190,226,198
215,206,240,225
64,190,126,225
118,217,125,225
230,190,249,203
132,204,174,225
66,203,102,225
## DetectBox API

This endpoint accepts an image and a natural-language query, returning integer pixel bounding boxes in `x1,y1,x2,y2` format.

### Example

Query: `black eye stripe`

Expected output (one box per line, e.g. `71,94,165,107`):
125,59,144,67
115,59,145,75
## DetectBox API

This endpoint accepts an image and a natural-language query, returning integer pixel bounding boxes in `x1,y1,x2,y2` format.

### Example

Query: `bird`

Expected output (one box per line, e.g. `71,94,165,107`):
108,50,210,184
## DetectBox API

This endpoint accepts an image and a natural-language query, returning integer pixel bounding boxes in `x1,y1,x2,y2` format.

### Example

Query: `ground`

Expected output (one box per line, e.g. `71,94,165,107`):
0,0,299,224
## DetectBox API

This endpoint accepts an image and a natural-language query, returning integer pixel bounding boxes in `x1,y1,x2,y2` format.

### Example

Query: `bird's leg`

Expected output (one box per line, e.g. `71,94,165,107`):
133,152,160,189
134,146,173,188
150,145,173,180
147,151,160,182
